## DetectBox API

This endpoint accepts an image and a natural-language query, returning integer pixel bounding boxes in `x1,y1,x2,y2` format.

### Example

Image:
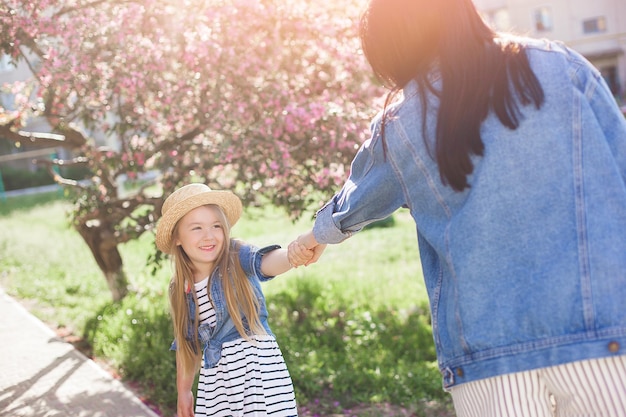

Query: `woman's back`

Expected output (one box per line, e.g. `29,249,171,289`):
305,0,626,411
378,37,626,386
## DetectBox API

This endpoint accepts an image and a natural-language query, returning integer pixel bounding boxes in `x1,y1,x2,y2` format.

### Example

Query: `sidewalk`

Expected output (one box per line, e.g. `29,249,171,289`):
0,287,161,417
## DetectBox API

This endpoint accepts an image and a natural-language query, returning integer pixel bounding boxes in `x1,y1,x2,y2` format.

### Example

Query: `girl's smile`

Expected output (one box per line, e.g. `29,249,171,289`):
175,205,225,280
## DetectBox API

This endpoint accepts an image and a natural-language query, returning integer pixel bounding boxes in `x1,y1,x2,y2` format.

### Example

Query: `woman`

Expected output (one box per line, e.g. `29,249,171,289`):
294,0,626,415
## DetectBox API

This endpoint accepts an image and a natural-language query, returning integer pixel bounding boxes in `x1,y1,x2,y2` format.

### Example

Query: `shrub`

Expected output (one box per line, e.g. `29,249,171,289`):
0,166,56,191
82,281,444,415
84,293,179,416
269,279,444,409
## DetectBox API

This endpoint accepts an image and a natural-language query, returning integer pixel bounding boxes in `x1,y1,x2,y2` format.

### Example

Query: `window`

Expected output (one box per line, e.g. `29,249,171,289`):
0,53,13,73
0,93,16,111
533,7,553,32
583,17,607,34
600,66,620,96
479,8,512,32
492,9,512,32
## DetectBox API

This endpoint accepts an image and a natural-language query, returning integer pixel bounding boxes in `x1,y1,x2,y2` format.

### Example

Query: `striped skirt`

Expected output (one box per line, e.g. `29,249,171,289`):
195,334,298,417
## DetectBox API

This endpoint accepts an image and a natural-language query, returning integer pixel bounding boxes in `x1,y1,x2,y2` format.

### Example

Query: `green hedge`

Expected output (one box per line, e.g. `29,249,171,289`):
0,165,91,191
0,166,56,191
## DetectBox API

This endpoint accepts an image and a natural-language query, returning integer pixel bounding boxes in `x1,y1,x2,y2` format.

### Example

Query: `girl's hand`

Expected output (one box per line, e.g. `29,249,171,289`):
288,240,314,267
292,230,326,266
177,390,195,417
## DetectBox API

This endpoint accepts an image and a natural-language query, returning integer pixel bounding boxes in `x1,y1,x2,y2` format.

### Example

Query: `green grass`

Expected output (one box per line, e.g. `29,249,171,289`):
0,192,452,417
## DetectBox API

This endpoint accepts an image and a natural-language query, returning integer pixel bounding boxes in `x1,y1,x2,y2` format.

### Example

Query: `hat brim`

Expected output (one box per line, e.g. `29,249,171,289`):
155,190,242,254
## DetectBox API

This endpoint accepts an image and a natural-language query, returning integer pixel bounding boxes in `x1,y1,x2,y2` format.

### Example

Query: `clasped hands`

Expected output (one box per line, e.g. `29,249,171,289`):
287,230,326,268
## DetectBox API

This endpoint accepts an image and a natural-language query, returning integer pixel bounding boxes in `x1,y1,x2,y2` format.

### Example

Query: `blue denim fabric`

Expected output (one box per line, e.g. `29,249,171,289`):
170,242,279,369
313,38,626,388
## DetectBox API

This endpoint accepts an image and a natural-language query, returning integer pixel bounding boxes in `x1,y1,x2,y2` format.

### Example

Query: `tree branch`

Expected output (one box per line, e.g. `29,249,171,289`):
152,126,203,154
55,0,143,18
0,125,70,148
36,158,86,188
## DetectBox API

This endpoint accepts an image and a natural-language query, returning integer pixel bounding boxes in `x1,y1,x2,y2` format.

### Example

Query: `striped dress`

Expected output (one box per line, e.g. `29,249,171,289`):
193,277,298,417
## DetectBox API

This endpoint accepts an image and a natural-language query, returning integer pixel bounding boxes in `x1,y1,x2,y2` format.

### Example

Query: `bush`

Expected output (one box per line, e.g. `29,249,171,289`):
82,281,444,415
0,164,91,192
85,293,179,416
60,164,92,181
269,279,443,409
0,166,56,191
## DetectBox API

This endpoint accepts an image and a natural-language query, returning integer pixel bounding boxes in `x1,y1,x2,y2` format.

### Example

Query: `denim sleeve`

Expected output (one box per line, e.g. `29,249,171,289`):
238,242,282,282
562,45,626,183
585,64,626,183
313,117,406,244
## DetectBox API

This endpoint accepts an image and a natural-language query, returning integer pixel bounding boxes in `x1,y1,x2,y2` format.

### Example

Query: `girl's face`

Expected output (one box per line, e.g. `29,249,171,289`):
175,205,225,280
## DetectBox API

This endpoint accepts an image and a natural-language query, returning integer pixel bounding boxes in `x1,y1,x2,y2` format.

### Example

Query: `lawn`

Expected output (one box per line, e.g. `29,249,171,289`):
0,192,454,417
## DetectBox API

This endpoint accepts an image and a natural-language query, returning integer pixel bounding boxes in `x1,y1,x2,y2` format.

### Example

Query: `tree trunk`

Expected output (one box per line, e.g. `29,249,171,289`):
76,220,129,302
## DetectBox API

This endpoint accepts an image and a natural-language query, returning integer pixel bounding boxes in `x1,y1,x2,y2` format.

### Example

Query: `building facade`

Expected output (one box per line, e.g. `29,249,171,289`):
0,54,59,171
473,0,626,104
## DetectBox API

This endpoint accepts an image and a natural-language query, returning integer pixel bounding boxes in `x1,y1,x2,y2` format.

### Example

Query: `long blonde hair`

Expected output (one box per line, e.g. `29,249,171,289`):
168,204,265,376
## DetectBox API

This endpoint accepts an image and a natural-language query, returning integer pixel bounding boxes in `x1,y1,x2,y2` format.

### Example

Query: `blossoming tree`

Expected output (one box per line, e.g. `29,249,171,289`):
0,0,384,300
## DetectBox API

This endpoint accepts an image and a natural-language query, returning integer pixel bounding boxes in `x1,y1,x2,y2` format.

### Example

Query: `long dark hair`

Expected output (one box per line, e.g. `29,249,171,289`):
359,0,544,191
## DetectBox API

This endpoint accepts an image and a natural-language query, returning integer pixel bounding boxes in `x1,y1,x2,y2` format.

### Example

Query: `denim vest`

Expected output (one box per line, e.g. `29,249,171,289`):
170,242,278,369
313,38,626,388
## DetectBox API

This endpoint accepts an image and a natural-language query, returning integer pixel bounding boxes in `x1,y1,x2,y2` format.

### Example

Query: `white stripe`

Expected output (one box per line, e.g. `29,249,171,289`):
543,355,626,416
193,279,296,416
451,355,626,417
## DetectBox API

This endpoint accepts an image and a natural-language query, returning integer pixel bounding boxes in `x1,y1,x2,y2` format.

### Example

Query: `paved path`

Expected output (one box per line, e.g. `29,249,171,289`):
0,287,161,417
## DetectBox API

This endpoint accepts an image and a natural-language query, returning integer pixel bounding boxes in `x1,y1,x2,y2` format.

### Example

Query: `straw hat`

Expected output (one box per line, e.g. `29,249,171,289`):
155,183,243,254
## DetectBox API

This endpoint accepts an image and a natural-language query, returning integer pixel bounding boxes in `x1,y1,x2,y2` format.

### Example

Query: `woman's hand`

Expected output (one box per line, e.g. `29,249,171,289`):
288,240,314,267
290,230,326,266
177,390,195,417
306,242,327,266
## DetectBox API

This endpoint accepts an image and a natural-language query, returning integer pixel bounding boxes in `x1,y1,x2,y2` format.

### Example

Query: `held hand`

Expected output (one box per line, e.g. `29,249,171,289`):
177,390,195,417
305,243,326,266
291,230,325,266
288,240,314,268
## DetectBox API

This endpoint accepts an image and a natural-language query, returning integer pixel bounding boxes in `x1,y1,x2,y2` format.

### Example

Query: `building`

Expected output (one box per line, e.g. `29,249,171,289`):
0,49,114,185
0,54,60,172
473,0,626,104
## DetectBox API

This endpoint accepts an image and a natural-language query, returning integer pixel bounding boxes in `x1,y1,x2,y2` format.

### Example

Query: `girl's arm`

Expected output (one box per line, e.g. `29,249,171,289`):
176,353,196,417
260,244,313,277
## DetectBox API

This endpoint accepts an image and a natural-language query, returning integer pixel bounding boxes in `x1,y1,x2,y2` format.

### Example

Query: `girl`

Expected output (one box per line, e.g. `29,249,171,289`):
155,183,311,417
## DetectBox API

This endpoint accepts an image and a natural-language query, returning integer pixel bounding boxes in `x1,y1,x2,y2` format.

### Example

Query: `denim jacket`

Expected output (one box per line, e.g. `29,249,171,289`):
170,242,279,369
313,38,626,388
